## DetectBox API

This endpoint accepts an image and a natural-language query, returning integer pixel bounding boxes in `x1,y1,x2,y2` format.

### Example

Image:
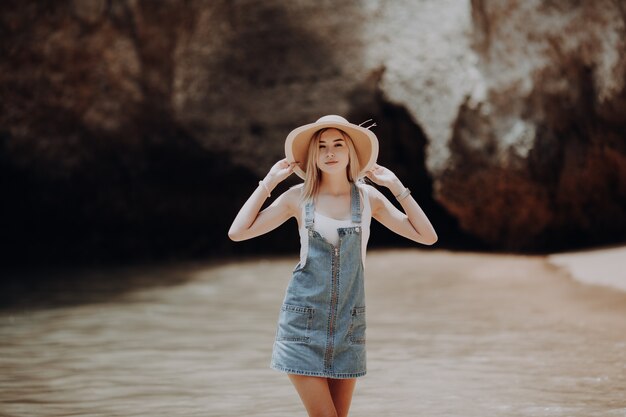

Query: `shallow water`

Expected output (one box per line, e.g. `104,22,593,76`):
1,250,625,416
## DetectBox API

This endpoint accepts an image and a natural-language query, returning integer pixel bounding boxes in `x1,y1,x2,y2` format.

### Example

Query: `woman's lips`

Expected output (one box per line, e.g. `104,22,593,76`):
326,161,338,165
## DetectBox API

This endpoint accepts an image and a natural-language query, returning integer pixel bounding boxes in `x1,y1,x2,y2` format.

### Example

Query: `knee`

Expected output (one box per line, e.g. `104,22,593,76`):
311,411,338,417
306,406,338,417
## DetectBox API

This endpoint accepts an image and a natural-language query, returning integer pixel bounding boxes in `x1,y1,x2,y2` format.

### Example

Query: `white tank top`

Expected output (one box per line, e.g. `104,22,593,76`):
298,184,372,266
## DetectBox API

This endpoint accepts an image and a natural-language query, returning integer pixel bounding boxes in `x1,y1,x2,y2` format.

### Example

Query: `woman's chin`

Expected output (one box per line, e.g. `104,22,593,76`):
319,165,348,176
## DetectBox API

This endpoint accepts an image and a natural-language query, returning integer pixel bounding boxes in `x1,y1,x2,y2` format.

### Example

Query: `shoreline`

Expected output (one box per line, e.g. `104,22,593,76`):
546,245,626,293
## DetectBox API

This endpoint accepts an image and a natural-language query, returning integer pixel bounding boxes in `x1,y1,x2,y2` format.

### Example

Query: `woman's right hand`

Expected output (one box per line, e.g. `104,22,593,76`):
263,158,297,189
229,158,299,242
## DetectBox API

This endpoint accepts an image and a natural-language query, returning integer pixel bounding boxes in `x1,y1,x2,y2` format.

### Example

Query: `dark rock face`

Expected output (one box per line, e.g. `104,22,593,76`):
437,0,626,250
0,0,624,266
0,0,377,265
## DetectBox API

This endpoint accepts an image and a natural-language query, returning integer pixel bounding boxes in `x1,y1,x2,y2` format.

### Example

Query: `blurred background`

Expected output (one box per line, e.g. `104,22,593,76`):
1,0,625,269
2,2,626,416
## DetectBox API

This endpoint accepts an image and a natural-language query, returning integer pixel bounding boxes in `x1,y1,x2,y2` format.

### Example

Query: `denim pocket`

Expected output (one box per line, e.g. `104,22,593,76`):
276,304,314,343
348,306,366,345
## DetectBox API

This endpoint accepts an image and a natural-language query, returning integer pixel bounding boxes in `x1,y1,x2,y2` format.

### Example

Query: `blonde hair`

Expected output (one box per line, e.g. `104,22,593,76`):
300,128,361,202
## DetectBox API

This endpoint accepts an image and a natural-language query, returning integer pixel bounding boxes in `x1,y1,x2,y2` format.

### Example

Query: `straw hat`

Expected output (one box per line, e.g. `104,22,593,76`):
285,115,379,179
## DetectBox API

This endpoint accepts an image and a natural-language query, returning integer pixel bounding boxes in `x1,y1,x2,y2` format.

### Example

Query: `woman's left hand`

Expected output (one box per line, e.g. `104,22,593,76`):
366,164,403,194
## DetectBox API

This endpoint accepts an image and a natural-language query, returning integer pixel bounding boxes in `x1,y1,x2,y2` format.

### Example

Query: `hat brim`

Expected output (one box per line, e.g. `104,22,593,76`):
285,120,379,179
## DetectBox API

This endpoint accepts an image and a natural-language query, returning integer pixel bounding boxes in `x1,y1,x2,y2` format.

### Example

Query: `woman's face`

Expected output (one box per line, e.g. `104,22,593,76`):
316,129,350,176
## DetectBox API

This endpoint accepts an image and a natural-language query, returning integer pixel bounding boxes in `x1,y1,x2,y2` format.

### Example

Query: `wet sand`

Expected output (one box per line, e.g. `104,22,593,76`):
1,249,626,416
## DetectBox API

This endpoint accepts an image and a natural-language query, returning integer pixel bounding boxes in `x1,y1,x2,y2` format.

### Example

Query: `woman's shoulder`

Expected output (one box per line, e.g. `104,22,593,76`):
280,183,304,208
358,182,386,212
286,183,304,198
283,183,305,223
289,183,305,191
357,182,380,199
356,182,373,193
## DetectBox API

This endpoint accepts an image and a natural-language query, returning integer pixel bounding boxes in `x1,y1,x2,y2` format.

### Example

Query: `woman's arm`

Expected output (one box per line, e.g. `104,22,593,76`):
228,159,299,242
366,164,438,245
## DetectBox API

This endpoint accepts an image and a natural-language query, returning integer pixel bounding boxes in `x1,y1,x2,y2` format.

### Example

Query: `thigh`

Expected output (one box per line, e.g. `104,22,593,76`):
288,374,336,417
328,378,357,417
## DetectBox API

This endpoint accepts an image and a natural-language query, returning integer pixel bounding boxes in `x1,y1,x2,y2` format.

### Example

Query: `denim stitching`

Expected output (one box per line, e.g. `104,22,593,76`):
270,363,366,379
348,306,366,344
276,304,314,343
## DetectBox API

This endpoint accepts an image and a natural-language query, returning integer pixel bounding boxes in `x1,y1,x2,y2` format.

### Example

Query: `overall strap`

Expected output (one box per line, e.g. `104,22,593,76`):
351,183,362,224
304,199,315,229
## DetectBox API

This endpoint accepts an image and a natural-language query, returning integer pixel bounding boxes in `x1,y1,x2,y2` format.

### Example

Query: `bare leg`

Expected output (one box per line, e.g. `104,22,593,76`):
288,374,357,417
288,374,337,417
328,378,357,417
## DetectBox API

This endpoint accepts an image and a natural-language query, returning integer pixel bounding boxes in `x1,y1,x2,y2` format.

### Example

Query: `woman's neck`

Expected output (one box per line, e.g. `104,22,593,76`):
318,173,351,196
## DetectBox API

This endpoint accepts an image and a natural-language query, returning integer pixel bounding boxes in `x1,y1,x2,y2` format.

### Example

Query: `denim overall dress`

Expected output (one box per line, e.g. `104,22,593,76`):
271,183,366,378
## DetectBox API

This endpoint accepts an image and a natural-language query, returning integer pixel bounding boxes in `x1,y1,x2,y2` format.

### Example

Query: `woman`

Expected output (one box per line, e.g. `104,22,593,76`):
228,115,437,417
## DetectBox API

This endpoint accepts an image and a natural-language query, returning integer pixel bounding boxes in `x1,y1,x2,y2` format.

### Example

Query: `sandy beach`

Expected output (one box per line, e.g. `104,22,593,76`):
1,248,625,416
548,246,626,293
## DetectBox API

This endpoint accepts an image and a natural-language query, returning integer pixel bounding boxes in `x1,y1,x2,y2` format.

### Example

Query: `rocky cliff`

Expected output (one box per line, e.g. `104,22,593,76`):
1,0,624,265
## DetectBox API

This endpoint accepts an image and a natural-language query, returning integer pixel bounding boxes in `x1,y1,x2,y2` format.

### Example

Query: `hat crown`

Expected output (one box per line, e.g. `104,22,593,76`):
315,115,348,124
